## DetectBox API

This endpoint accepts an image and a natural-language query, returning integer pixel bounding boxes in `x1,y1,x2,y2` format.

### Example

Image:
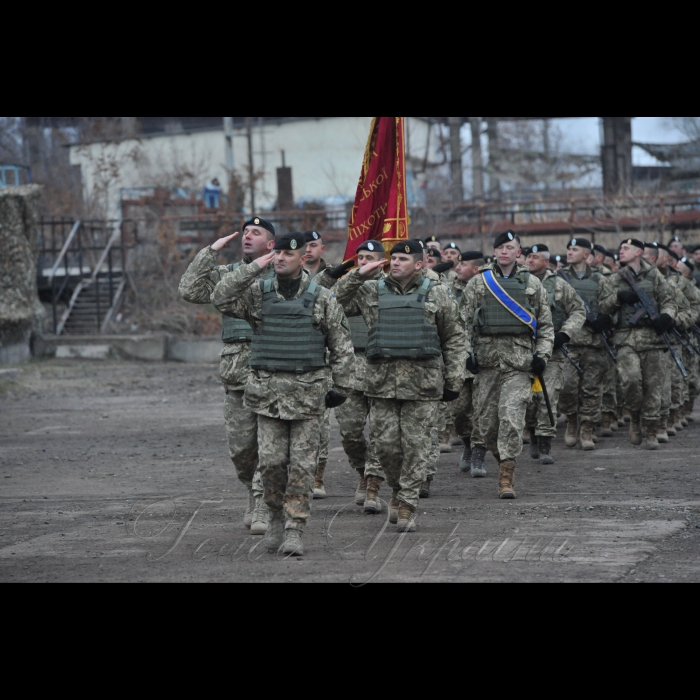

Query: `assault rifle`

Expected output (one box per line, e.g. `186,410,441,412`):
561,344,584,375
557,269,617,363
620,268,688,379
673,329,700,357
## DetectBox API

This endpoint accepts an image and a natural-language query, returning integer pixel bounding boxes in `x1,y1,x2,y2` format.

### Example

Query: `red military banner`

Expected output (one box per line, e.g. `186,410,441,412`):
344,117,409,262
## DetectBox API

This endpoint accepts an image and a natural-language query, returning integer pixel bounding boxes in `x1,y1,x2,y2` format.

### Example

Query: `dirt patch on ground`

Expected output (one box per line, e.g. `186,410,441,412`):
1,359,699,583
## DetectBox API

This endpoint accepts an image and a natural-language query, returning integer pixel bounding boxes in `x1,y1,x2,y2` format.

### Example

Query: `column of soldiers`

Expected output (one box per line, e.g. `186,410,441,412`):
180,219,699,556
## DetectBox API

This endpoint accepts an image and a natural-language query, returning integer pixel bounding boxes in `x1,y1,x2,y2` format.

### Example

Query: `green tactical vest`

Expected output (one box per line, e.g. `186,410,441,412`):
221,262,274,344
348,315,370,352
618,274,659,330
475,272,535,336
568,274,601,317
365,278,442,361
249,279,327,374
542,276,567,333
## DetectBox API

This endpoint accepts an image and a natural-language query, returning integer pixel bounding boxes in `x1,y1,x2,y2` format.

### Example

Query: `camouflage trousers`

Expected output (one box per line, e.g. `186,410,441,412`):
335,390,384,477
670,345,688,411
660,354,672,416
224,391,263,497
474,369,532,462
257,413,324,530
318,409,331,468
616,346,666,421
600,353,618,417
368,398,440,509
426,402,447,481
526,354,567,438
687,346,699,404
559,346,607,423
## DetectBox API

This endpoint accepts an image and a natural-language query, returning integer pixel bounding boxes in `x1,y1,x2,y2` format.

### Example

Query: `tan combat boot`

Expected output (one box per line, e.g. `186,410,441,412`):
629,413,643,446
250,495,269,536
565,415,579,448
364,476,383,515
685,400,695,422
666,413,677,437
657,416,670,444
644,421,660,451
499,461,517,500
244,488,256,530
440,431,454,454
281,528,304,557
580,421,596,452
681,408,689,428
355,469,367,507
671,410,684,433
263,510,285,553
397,503,417,533
600,413,615,438
389,492,400,525
313,462,327,500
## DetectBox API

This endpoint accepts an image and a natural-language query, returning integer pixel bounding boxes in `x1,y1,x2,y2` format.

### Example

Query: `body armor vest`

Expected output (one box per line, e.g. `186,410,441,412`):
618,275,659,330
365,278,442,361
542,276,567,333
568,274,600,317
249,279,327,374
221,262,273,344
475,273,535,336
348,315,370,352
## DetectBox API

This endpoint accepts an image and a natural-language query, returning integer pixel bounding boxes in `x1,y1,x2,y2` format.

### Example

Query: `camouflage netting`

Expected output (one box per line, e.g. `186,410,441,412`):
0,185,45,363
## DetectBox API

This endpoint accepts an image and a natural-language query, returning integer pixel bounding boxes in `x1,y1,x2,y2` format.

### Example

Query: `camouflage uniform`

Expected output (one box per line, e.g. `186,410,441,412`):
525,270,587,437
599,260,677,421
179,247,272,497
461,263,554,462
212,263,355,530
335,269,466,509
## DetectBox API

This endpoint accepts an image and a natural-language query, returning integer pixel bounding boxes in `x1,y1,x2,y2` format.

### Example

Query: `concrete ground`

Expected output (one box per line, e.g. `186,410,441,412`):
1,359,699,584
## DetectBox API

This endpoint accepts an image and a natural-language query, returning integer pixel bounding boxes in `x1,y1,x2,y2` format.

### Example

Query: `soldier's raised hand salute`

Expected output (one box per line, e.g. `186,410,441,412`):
211,232,240,252
358,259,387,277
254,250,277,270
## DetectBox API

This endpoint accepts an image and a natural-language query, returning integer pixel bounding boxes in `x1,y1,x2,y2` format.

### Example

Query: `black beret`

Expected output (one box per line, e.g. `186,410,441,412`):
645,242,659,249
671,236,683,244
412,238,426,249
425,236,441,244
669,250,681,262
530,244,550,254
356,240,384,254
594,244,607,255
494,230,519,248
444,242,461,252
568,237,592,250
427,249,442,260
653,242,670,253
303,231,322,243
243,217,276,236
460,250,485,261
681,257,695,271
620,238,645,251
391,240,424,256
274,232,306,251
554,255,563,263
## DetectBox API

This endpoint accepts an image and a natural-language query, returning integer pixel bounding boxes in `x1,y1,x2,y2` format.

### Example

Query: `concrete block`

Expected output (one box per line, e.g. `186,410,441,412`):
111,336,167,362
56,345,111,360
0,343,30,365
168,339,221,363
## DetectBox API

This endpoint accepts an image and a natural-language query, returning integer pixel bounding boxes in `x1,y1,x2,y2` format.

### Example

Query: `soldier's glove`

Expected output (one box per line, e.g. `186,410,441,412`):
652,313,675,336
553,332,570,350
325,390,347,409
433,262,455,275
588,314,613,333
327,261,355,280
531,356,547,375
618,290,640,305
443,388,460,403
466,355,480,375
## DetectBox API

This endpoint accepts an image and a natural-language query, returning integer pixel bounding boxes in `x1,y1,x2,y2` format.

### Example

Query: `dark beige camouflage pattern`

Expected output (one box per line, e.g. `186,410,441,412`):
616,347,667,420
335,387,384,477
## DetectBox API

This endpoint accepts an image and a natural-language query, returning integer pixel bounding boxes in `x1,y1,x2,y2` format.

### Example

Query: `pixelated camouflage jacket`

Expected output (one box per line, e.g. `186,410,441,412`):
307,259,337,289
660,268,698,332
179,246,275,392
335,269,467,401
460,262,554,372
559,264,609,349
211,262,355,420
537,269,587,359
599,259,678,351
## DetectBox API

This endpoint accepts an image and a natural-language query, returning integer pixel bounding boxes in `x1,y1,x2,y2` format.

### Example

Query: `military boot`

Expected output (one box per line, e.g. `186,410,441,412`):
389,492,400,525
244,488,256,530
565,415,579,448
681,409,689,428
617,409,626,428
459,444,473,473
629,413,643,446
355,469,367,507
685,401,695,422
397,503,417,533
666,414,677,437
522,429,531,445
364,476,383,515
671,410,685,433
471,446,487,478
419,479,432,499
600,413,615,438
657,416,670,444
499,461,517,500
440,431,454,454
313,462,327,500
529,430,540,460
281,528,304,557
644,421,660,451
250,495,269,536
263,510,285,553
539,437,554,465
580,421,596,452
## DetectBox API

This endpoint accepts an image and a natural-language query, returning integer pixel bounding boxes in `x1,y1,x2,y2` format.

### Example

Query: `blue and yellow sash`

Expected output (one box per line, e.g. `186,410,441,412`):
482,270,538,339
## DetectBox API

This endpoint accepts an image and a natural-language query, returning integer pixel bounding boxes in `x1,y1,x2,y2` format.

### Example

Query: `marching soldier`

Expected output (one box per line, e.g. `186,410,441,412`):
525,244,586,464
335,240,466,532
599,239,677,450
461,231,554,499
179,217,276,536
426,248,442,270
212,233,355,556
557,238,614,451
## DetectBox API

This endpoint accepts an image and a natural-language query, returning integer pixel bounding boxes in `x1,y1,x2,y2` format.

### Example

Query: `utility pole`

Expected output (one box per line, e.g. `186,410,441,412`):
602,117,633,196
448,117,464,204
486,118,501,200
470,117,484,201
245,116,256,213
224,117,235,172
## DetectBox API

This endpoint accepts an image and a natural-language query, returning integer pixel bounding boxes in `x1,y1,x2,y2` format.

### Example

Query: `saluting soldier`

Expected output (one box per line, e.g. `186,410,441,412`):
212,233,355,556
461,231,554,499
179,217,276,535
335,240,466,532
524,244,586,464
599,239,677,450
